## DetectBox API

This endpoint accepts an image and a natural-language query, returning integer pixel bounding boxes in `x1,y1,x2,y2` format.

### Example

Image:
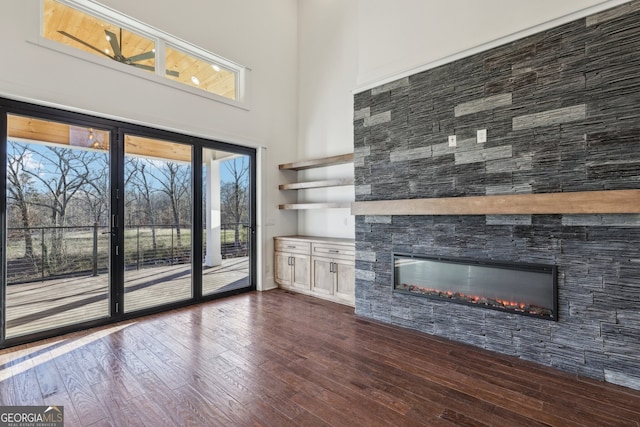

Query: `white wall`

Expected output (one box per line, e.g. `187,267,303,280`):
0,0,299,290
297,0,358,239
1,0,631,289
356,0,631,89
295,0,629,240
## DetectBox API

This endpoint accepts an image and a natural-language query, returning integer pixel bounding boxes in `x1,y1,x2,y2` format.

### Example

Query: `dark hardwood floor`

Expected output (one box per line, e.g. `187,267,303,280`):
1,289,639,426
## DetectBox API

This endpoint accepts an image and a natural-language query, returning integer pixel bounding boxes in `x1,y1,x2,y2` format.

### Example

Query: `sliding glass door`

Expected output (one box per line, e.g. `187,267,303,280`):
4,114,112,339
123,134,193,312
1,99,256,347
202,148,251,296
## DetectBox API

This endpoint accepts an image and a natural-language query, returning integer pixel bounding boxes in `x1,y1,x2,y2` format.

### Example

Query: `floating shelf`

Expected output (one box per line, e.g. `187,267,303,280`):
279,153,354,171
351,189,640,216
279,177,355,190
278,153,355,211
280,202,352,210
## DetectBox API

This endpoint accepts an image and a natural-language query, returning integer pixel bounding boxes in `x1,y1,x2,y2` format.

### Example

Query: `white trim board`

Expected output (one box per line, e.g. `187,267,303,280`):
353,0,632,94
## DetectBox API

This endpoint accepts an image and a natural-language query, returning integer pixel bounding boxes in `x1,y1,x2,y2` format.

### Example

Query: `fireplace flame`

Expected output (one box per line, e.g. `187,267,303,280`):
397,283,553,318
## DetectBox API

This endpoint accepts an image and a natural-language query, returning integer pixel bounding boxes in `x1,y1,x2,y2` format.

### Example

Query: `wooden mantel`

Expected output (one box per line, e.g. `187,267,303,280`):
351,189,640,216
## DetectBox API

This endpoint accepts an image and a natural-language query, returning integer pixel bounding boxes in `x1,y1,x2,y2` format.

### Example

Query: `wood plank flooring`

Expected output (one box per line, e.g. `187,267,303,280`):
1,289,639,426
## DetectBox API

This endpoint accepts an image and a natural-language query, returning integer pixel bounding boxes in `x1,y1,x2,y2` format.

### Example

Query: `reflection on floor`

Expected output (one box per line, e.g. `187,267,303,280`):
5,257,249,339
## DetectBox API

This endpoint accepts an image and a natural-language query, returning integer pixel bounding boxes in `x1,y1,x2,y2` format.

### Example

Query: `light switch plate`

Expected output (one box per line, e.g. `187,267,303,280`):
477,129,487,143
448,135,457,147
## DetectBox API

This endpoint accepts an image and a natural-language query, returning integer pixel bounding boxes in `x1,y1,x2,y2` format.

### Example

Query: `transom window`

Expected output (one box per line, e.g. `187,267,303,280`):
166,45,237,100
42,0,242,103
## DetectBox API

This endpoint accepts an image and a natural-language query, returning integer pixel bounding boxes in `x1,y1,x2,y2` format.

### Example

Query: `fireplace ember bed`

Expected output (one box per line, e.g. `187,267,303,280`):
393,253,557,321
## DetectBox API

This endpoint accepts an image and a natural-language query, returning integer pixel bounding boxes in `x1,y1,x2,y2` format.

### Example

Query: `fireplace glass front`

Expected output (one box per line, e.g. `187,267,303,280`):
393,253,557,320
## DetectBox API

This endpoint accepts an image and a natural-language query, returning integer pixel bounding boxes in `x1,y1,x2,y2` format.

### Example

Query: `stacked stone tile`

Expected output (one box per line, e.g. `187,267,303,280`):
353,1,640,390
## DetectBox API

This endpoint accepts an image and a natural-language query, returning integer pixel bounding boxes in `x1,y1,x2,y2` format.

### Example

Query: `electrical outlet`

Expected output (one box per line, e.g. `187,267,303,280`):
448,135,457,147
477,129,487,143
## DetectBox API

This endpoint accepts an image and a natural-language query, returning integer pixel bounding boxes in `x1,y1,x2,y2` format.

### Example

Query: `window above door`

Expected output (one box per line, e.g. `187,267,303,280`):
40,0,248,108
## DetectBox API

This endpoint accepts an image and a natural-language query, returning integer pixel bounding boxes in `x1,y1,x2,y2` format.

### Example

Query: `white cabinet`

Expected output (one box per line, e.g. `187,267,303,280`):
274,239,311,291
311,242,355,305
275,154,355,304
274,236,355,306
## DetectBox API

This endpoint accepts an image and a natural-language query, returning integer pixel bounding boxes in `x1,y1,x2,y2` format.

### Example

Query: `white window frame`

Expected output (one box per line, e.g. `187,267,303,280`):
37,0,251,110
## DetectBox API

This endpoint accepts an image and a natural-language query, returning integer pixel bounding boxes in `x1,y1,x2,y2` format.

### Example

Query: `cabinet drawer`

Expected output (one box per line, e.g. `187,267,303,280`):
275,239,311,254
312,243,355,259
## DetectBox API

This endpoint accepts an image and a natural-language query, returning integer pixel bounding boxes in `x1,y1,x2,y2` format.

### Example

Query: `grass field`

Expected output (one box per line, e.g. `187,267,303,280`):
6,224,248,284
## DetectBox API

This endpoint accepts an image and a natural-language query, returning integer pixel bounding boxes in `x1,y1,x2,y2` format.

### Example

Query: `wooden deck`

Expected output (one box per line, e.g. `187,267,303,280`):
1,289,639,426
6,257,249,338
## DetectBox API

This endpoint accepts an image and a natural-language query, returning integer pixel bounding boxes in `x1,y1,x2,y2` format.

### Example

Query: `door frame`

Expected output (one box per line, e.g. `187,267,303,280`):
0,97,257,349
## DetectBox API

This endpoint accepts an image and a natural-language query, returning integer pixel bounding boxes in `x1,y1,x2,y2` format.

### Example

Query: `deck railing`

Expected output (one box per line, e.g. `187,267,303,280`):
6,223,248,285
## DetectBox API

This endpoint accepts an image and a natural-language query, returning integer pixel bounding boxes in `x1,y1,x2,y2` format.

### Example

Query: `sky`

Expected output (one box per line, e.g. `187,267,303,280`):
7,139,250,190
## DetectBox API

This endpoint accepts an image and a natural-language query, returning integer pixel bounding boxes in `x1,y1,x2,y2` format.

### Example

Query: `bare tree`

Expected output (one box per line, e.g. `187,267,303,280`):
24,146,94,270
149,161,191,247
126,158,159,251
6,142,37,259
81,153,110,226
221,157,248,248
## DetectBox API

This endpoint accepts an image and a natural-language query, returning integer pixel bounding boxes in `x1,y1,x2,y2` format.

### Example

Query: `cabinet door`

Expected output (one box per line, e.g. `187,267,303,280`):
291,254,311,290
274,252,292,286
334,259,355,302
312,257,334,295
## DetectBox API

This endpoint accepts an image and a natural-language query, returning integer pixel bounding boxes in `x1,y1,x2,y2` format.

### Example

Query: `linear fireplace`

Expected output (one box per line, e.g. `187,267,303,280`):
393,253,557,320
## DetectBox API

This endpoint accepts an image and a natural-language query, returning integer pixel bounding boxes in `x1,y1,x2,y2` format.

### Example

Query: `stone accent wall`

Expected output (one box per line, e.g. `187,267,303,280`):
353,1,640,390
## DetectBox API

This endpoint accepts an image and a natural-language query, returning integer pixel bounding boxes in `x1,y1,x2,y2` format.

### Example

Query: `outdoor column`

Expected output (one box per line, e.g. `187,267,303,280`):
204,157,222,267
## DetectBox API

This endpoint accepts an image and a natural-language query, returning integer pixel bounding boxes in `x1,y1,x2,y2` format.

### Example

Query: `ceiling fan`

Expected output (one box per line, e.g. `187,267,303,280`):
58,28,179,77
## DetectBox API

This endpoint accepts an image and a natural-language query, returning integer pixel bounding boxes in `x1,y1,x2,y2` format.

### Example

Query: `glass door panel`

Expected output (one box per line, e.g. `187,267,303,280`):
202,149,250,295
123,134,193,312
5,114,111,338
